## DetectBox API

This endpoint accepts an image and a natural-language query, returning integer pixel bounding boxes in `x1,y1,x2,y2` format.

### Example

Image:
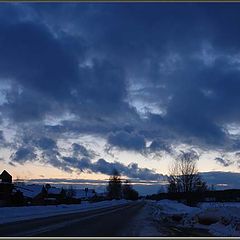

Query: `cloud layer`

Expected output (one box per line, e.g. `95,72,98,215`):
1,3,240,180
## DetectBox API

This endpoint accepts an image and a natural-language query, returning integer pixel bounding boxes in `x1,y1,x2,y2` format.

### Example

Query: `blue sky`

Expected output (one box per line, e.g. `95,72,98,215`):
0,3,240,194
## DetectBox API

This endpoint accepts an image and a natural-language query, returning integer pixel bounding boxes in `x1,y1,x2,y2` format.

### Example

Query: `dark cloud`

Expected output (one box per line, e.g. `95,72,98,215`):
148,139,172,154
0,3,235,148
0,16,131,124
72,143,97,159
108,131,146,151
178,149,199,162
0,130,7,147
8,161,16,167
0,130,4,141
1,3,240,180
62,156,91,172
10,132,73,172
11,146,37,163
0,22,77,122
41,149,73,173
235,152,240,168
201,171,240,190
0,21,79,97
215,157,234,167
62,157,164,180
35,137,57,150
9,129,163,180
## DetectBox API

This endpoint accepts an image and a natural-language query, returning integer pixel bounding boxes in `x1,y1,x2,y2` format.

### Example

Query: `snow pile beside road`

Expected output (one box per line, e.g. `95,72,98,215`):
155,199,199,214
151,200,240,236
192,206,240,236
151,199,200,224
0,199,130,224
200,202,240,209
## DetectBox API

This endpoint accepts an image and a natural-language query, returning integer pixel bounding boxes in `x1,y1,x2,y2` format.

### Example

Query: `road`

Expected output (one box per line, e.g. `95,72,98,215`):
0,201,212,237
0,201,145,237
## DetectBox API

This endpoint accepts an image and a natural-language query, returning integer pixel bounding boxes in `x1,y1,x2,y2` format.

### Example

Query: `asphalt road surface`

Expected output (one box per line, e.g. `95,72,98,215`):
0,201,145,237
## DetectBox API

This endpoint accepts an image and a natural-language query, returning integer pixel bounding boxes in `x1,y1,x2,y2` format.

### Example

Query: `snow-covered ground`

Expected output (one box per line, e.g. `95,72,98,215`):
0,200,130,224
151,199,240,236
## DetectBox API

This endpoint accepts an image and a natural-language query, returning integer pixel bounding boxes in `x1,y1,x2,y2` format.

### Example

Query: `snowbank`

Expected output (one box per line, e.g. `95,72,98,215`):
151,199,200,224
155,199,199,215
193,206,240,236
0,199,130,224
151,200,240,236
200,202,240,209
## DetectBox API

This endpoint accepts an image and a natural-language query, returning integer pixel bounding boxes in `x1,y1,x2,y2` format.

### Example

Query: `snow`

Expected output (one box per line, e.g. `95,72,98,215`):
151,199,240,236
0,199,130,224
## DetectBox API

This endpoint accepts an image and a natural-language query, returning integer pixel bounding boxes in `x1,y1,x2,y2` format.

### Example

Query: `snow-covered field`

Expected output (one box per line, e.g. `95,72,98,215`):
0,200,130,224
151,199,240,236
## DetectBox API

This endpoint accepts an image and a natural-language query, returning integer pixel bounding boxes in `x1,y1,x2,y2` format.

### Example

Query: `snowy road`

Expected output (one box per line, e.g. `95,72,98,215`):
0,201,145,237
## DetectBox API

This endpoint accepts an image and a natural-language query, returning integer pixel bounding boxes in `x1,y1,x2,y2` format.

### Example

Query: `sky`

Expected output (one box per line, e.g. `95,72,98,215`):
0,3,240,195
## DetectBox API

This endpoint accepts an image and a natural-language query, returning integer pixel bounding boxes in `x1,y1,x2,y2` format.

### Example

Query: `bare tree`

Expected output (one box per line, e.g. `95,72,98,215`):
168,150,207,193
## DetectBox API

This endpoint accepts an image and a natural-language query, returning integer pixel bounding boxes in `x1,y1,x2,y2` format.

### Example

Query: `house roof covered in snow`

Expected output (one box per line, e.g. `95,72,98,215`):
75,189,96,199
47,187,62,195
15,184,43,198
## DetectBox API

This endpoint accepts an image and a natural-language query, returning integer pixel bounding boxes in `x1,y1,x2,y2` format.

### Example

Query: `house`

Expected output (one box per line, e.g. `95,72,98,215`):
45,186,66,204
97,192,108,198
0,171,99,206
14,184,44,203
15,184,80,205
75,188,96,200
0,170,12,183
0,170,14,206
14,184,61,205
33,185,67,205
